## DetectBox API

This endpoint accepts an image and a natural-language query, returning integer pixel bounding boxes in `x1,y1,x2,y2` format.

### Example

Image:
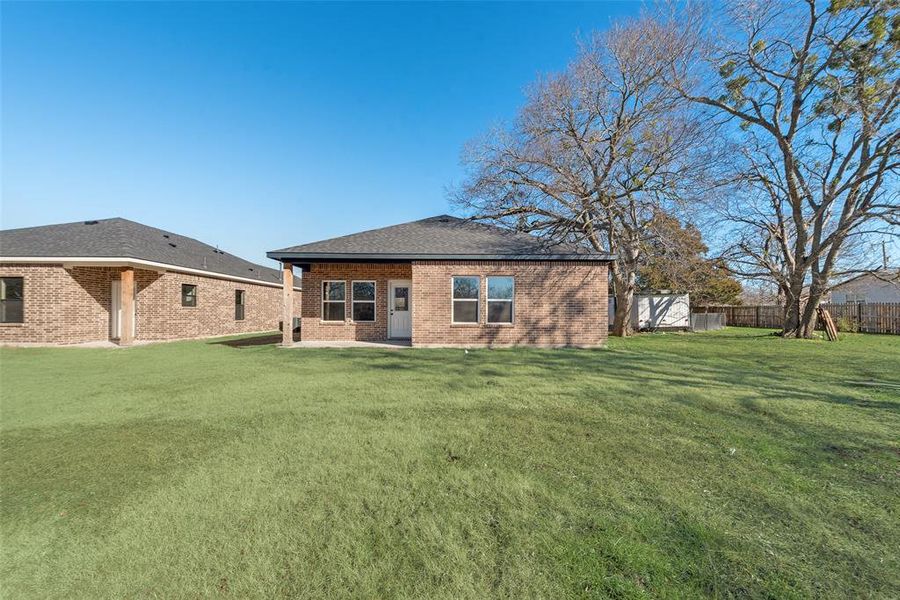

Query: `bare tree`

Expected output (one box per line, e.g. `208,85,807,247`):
672,0,900,337
453,17,713,336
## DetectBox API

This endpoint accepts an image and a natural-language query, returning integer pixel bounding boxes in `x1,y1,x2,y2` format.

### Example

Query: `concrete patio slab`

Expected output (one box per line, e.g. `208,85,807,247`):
283,340,412,349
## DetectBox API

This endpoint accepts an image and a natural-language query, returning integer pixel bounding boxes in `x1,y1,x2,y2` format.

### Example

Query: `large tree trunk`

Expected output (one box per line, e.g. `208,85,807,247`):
797,297,821,338
611,286,634,337
781,268,830,338
797,271,830,338
782,298,802,338
610,264,636,337
780,272,806,338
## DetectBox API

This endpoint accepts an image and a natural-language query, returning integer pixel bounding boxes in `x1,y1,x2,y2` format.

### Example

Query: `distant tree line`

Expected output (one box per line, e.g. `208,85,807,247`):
453,0,898,338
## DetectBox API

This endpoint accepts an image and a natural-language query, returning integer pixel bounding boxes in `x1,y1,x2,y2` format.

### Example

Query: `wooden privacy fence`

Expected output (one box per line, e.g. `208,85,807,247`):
693,302,900,335
822,303,900,334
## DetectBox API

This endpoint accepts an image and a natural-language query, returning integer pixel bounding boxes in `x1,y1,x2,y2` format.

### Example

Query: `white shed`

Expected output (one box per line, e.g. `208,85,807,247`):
608,293,691,330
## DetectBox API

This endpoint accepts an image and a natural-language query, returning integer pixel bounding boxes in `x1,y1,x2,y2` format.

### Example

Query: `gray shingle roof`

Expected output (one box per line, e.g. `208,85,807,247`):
268,215,613,261
0,218,288,286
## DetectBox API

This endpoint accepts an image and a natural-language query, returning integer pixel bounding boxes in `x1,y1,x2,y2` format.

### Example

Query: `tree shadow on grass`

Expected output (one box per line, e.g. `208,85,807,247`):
693,330,780,339
209,334,282,348
342,346,899,479
358,346,898,412
1,418,237,526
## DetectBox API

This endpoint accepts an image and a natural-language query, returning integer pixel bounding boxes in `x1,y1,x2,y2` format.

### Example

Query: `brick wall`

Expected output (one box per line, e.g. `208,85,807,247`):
0,263,298,345
135,269,291,341
298,263,412,342
0,264,117,344
411,260,608,347
297,260,608,347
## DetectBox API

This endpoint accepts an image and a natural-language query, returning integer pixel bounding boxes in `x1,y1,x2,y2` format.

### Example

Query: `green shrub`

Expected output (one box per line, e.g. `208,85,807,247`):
836,315,860,333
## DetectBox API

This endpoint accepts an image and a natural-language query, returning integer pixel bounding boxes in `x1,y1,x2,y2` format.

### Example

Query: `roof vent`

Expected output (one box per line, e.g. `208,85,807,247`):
168,242,177,248
248,267,254,272
84,220,99,225
162,234,170,239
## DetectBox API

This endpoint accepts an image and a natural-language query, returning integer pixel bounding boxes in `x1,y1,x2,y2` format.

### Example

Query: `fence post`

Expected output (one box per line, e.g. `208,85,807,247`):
755,305,760,328
857,302,863,332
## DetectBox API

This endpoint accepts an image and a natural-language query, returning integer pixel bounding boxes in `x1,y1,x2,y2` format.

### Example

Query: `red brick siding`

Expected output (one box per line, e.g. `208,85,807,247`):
298,263,412,342
0,264,117,344
411,261,608,347
135,270,290,341
0,263,296,344
298,260,608,347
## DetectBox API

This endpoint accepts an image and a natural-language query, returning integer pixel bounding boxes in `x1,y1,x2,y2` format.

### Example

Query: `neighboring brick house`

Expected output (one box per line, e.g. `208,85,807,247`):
268,215,613,347
827,269,900,304
0,218,301,345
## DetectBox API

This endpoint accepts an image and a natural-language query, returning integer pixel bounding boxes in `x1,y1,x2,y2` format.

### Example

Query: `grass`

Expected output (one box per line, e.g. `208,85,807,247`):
1,328,898,599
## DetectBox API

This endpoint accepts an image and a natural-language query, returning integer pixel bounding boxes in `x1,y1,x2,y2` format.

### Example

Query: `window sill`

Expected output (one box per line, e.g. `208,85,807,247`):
0,322,24,327
320,320,349,325
450,323,481,327
486,322,515,327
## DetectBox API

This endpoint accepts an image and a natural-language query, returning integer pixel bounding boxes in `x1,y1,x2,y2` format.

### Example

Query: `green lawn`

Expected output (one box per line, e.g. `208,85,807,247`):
1,329,898,599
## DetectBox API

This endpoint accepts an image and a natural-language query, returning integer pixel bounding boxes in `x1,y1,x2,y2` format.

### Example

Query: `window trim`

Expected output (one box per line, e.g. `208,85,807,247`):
451,275,481,325
0,276,25,325
181,283,198,307
322,280,347,322
234,289,246,321
486,276,515,325
351,280,376,323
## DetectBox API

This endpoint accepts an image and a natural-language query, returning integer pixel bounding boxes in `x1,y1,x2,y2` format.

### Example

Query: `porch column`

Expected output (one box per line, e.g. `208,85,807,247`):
282,263,294,346
120,267,135,346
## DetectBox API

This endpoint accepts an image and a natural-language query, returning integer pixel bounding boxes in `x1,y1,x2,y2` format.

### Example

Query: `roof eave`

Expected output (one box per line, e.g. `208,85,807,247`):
267,251,616,262
0,255,296,289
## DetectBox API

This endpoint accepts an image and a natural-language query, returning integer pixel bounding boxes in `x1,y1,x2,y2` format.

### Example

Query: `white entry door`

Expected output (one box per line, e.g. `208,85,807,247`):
110,280,135,339
388,280,412,339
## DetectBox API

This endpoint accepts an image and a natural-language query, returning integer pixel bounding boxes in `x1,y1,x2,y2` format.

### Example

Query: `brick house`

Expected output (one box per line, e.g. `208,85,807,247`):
0,218,301,345
269,215,613,347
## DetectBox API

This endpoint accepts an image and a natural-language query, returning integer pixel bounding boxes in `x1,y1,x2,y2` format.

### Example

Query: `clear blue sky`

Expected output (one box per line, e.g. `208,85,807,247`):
0,2,640,261
1,1,640,266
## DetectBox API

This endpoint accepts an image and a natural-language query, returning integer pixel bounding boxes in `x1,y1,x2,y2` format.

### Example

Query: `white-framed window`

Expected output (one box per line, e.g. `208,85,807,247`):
452,276,480,323
322,281,346,321
352,281,376,322
845,292,866,304
487,276,514,324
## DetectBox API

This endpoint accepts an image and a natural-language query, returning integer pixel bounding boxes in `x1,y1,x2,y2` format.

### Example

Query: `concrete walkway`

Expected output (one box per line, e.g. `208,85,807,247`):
284,339,412,349
1,340,123,349
0,339,164,349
